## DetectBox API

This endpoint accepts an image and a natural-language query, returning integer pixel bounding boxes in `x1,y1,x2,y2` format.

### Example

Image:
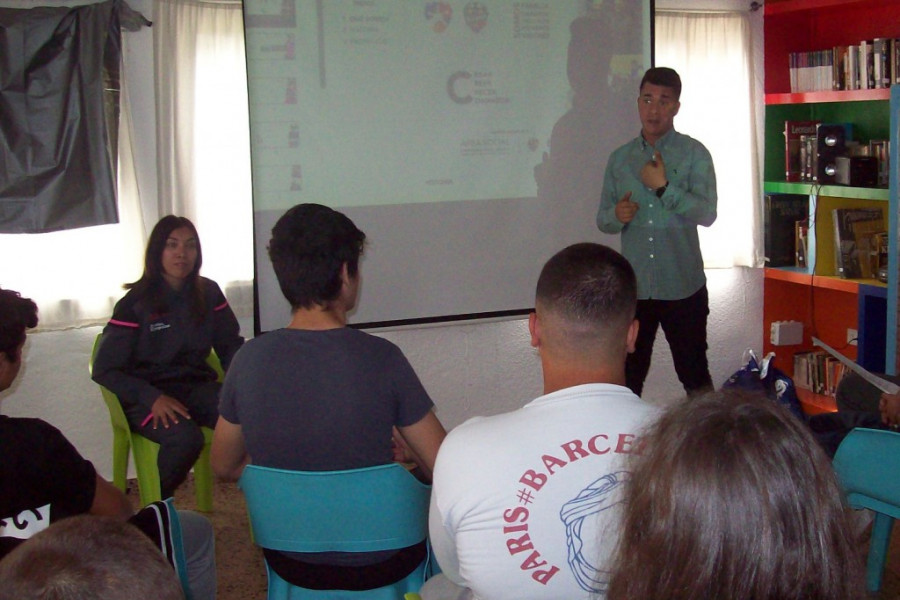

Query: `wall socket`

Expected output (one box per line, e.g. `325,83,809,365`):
847,328,858,346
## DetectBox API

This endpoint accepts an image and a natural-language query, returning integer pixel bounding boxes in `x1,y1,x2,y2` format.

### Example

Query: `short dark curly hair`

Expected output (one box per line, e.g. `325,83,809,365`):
0,288,38,361
640,66,682,99
267,204,366,311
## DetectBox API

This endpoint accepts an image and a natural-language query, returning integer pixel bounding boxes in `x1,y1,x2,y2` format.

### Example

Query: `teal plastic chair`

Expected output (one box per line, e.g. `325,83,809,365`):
89,334,219,511
832,427,900,593
239,463,433,599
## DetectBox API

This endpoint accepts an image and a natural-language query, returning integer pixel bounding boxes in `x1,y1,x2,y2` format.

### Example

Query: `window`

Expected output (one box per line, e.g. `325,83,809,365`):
656,10,761,268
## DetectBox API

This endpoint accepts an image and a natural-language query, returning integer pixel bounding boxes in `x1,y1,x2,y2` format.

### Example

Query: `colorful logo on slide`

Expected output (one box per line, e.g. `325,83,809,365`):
464,2,488,33
425,2,452,33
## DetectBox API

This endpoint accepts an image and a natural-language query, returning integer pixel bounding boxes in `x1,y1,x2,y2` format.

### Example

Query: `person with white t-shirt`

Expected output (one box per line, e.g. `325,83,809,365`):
424,243,659,600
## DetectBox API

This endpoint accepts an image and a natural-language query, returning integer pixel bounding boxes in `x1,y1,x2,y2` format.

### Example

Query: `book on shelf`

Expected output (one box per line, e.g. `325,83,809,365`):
795,220,808,269
869,139,890,187
847,43,859,90
793,350,847,396
764,194,808,267
873,38,889,88
784,120,820,182
832,206,886,279
788,40,900,92
859,40,873,90
894,38,900,84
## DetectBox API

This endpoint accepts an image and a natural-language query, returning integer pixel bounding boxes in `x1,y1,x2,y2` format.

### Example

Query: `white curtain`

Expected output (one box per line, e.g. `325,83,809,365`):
656,11,762,268
153,0,254,308
0,34,146,330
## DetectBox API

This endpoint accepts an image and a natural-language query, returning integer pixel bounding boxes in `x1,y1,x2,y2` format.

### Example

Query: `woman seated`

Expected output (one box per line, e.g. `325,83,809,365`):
92,215,243,500
606,390,865,600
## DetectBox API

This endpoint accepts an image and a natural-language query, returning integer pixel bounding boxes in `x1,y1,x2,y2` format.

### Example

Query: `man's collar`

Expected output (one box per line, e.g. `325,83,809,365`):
639,128,676,149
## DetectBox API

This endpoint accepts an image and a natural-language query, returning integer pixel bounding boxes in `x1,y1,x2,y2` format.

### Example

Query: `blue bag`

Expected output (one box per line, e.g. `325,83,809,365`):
723,349,806,422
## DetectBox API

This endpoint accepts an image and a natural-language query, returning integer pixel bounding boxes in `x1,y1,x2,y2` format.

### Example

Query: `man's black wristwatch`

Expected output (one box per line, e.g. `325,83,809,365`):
655,182,668,198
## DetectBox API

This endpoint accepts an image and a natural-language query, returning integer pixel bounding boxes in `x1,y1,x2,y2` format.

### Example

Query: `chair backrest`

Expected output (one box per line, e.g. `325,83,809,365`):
90,334,132,432
239,463,430,554
833,427,900,518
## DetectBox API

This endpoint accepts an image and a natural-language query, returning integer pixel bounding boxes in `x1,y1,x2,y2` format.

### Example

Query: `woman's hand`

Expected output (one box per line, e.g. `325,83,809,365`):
149,394,191,429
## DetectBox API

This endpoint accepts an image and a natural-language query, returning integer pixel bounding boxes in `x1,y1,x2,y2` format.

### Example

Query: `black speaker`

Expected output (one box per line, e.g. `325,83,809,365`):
816,124,847,183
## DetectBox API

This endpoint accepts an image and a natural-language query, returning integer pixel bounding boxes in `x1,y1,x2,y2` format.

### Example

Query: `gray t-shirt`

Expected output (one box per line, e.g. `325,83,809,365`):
219,327,434,471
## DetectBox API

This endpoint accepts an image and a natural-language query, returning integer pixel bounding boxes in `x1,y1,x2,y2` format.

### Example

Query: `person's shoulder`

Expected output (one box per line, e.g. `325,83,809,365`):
0,416,66,445
671,129,711,152
444,408,524,444
344,327,406,355
610,135,639,155
197,276,226,300
112,286,143,312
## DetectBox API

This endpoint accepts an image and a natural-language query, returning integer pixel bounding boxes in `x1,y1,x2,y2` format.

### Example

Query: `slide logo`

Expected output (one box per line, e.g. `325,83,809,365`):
424,2,452,33
464,2,489,33
447,71,509,105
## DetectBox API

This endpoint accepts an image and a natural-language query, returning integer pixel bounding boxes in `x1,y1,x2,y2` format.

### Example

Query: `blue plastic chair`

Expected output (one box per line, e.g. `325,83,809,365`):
239,463,433,599
832,426,900,593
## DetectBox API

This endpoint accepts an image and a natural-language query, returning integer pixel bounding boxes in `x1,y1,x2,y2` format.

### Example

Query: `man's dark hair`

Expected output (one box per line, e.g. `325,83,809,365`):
535,243,636,348
640,66,682,99
0,288,38,361
267,203,366,310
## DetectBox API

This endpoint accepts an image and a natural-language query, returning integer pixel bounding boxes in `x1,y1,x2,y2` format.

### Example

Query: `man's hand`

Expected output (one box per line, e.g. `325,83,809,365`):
615,191,639,224
640,151,668,190
149,394,191,429
879,392,900,428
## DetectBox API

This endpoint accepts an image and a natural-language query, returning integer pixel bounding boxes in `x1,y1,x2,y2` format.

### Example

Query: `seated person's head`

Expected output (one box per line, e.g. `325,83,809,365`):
142,215,203,284
607,390,865,600
267,203,366,311
0,288,38,392
0,515,184,600
533,243,637,363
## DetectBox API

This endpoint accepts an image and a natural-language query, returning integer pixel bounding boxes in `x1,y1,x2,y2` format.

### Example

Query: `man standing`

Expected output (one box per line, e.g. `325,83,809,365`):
596,67,717,397
424,243,657,600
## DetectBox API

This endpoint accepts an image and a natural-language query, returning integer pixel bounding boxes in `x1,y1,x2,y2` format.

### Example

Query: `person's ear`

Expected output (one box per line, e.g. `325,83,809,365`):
529,311,540,348
672,100,681,117
625,318,639,354
340,262,351,287
0,352,14,393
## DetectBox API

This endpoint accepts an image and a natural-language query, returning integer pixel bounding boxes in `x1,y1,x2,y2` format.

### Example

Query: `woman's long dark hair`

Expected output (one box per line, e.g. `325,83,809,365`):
125,215,206,320
606,390,865,600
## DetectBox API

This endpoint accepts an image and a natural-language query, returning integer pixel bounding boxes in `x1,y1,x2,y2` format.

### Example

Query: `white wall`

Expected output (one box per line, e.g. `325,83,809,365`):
4,267,762,480
0,0,764,480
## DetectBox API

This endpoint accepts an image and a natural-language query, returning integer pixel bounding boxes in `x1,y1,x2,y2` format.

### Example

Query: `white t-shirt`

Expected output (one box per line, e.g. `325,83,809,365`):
428,383,657,600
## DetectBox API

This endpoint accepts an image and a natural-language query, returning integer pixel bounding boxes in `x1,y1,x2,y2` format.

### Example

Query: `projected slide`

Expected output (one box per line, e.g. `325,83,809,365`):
245,0,651,330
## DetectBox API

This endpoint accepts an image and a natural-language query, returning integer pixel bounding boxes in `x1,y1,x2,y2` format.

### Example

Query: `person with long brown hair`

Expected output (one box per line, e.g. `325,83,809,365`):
606,390,865,600
92,215,243,500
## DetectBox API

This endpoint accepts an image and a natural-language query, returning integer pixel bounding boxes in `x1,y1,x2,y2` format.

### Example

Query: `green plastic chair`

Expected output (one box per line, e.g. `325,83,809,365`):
239,463,433,599
89,334,219,512
832,426,900,593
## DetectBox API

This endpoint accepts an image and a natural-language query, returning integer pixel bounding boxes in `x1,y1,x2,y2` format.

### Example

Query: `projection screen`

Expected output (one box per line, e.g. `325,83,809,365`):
244,0,653,332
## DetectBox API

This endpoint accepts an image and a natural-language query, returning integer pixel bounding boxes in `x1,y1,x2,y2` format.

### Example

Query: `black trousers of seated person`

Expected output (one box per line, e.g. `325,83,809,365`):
123,380,220,499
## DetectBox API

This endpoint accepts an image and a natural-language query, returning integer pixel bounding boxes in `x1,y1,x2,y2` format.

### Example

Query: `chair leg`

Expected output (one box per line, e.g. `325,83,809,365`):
111,427,131,492
865,513,895,592
192,441,214,513
131,435,164,507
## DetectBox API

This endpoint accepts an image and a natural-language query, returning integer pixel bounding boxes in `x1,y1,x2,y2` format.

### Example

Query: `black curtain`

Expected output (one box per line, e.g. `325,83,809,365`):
0,0,130,233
